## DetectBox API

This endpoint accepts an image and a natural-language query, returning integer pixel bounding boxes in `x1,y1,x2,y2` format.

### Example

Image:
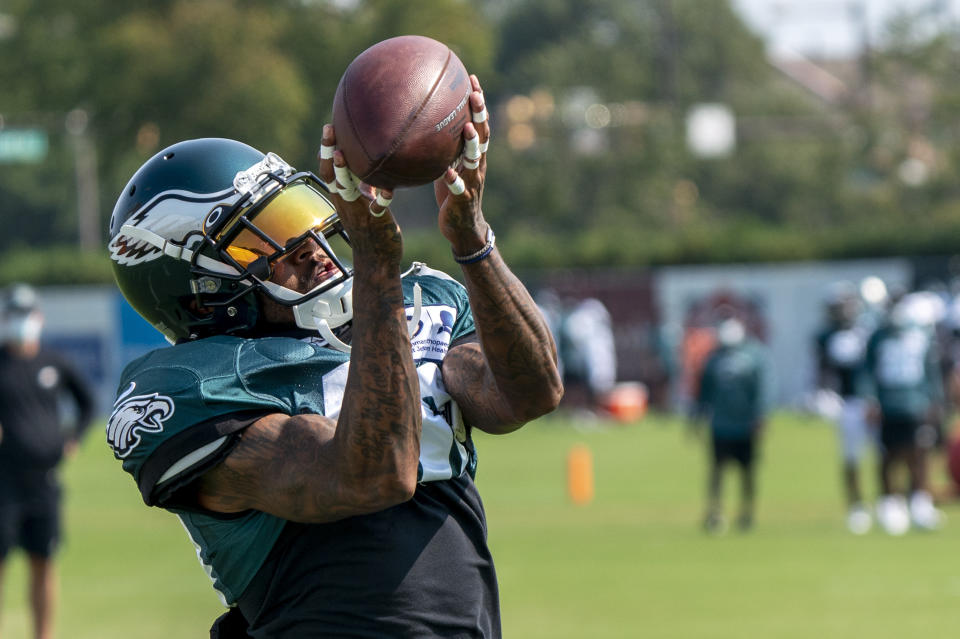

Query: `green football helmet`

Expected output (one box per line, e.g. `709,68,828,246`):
108,138,354,347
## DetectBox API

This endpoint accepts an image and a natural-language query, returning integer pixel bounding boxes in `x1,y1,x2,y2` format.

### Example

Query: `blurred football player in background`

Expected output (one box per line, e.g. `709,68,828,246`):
558,297,617,415
814,281,875,534
865,293,945,534
105,75,562,637
693,317,772,534
0,283,95,639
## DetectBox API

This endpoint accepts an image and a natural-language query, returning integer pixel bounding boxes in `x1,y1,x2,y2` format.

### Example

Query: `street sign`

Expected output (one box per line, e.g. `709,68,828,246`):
0,128,48,163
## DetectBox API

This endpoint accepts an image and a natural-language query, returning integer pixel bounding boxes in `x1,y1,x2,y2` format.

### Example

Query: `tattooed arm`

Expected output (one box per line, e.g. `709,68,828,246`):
435,76,563,434
443,251,563,434
195,127,421,523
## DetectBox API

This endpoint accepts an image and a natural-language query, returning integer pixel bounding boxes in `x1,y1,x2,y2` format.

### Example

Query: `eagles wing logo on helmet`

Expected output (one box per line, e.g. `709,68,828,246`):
108,189,237,267
107,382,175,458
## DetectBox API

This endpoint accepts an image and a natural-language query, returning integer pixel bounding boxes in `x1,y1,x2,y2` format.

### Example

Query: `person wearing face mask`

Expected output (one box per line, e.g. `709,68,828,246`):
692,316,772,534
0,283,95,639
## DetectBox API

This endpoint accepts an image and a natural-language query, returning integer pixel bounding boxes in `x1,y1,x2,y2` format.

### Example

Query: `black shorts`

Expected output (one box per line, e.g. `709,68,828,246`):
712,436,755,468
0,469,62,560
880,414,924,451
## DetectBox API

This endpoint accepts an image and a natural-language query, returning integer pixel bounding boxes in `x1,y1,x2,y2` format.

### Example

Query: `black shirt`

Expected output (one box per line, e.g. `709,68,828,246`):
238,474,502,638
0,347,95,471
816,325,869,398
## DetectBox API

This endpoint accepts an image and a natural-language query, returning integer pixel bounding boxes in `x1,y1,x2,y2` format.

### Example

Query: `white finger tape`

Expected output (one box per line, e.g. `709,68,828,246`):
464,135,481,161
462,135,481,169
369,204,386,218
479,141,489,154
338,187,361,202
374,193,393,208
472,106,488,124
319,143,335,160
334,164,361,201
447,176,466,195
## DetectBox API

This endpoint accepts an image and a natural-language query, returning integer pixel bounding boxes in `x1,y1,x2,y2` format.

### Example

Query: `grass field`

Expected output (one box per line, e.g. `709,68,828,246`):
2,411,959,638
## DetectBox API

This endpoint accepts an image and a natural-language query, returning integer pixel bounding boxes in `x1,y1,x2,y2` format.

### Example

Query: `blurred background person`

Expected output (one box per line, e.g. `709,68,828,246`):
559,297,617,416
692,317,772,534
0,283,95,639
865,292,945,535
857,276,892,334
814,280,876,534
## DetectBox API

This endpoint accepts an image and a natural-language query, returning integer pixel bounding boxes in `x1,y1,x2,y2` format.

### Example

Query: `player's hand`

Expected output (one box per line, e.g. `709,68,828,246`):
318,124,401,265
433,74,491,257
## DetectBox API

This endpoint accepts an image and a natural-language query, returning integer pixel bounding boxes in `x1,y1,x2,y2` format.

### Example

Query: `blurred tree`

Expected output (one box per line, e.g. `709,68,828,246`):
3,0,960,283
485,0,811,266
93,1,311,195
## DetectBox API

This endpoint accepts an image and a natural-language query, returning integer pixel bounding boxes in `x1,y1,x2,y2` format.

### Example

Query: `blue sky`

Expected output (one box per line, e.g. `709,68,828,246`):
733,0,960,58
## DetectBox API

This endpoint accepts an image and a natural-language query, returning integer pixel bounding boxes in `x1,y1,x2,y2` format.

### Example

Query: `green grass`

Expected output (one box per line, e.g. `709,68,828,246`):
2,411,959,637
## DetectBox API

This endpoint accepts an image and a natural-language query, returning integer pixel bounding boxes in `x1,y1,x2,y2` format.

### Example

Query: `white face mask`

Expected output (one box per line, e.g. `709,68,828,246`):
2,313,43,345
717,318,745,347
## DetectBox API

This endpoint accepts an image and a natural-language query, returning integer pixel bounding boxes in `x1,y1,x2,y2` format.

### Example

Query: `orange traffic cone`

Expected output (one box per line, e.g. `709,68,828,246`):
567,444,594,505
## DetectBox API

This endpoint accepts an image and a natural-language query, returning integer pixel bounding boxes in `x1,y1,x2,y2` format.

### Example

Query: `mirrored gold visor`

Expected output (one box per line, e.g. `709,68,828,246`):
221,182,339,267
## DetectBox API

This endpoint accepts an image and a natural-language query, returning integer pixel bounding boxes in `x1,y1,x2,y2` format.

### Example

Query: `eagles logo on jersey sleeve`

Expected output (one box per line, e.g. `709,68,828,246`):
107,382,175,459
107,336,297,507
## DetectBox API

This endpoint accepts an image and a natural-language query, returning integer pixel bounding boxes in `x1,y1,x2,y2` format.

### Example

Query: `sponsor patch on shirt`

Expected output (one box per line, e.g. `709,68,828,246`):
408,305,457,360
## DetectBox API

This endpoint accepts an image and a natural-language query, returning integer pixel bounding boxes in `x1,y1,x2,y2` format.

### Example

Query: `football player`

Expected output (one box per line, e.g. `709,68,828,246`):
814,280,875,534
694,317,771,534
865,294,945,534
105,76,562,637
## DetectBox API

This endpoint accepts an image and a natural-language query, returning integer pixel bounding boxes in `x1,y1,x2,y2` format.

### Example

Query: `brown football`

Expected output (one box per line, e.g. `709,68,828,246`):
332,35,471,190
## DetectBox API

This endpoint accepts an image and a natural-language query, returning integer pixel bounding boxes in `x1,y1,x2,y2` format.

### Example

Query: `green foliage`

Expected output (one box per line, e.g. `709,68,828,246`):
2,0,960,285
93,1,312,181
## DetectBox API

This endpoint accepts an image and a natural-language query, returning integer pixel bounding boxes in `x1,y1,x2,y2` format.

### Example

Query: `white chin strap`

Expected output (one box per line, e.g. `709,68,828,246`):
407,283,423,340
304,279,423,353
314,317,352,353
261,278,353,350
260,280,422,354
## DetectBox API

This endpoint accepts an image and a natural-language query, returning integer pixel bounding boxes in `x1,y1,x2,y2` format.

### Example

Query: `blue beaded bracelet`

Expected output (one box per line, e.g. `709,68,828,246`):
453,227,496,264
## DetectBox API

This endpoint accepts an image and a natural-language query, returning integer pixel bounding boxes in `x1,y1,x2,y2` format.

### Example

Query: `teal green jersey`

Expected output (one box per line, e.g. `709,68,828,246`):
697,340,770,439
106,263,477,605
865,323,943,421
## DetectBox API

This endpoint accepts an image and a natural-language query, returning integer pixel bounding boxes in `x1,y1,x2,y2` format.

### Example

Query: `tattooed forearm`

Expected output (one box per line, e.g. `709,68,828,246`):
197,247,422,523
337,255,421,488
446,250,563,433
198,413,412,522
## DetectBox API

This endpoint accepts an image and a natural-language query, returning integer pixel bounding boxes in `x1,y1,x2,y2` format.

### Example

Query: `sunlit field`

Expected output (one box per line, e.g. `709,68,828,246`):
2,411,958,638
